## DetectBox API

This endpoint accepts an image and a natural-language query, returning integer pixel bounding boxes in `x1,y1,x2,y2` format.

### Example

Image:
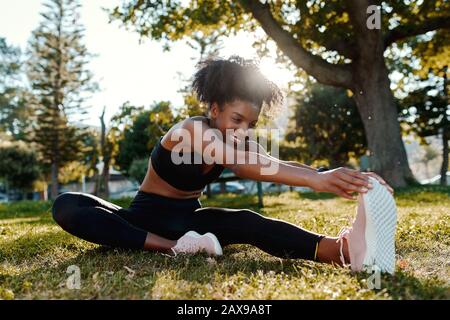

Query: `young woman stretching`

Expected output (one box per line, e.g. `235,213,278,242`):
52,56,397,273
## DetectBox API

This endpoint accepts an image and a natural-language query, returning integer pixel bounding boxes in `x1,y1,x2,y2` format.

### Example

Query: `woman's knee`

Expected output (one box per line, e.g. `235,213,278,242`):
51,192,80,226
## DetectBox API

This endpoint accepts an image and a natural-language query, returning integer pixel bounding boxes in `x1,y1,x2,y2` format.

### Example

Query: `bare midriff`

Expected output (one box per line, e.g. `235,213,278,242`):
139,160,214,199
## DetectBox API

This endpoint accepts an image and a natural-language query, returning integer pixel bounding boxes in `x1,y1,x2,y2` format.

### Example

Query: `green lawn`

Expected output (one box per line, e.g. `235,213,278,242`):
0,186,449,300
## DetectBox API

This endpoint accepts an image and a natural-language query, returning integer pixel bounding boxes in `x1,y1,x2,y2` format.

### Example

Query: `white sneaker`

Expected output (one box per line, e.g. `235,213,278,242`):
338,176,397,274
362,176,397,274
171,231,223,256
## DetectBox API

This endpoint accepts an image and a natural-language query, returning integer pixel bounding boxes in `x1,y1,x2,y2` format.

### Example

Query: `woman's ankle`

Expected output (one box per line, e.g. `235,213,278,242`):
317,236,350,266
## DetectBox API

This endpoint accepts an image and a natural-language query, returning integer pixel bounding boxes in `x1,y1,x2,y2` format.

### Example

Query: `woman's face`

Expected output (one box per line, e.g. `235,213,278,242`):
209,100,260,145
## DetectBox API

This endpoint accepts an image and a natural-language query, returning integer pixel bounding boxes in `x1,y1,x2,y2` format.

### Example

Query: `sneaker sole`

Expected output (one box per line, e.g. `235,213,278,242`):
362,177,397,274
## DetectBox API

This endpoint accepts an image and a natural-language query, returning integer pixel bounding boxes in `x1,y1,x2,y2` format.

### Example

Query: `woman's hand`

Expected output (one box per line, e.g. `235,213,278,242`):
309,167,373,200
361,171,394,194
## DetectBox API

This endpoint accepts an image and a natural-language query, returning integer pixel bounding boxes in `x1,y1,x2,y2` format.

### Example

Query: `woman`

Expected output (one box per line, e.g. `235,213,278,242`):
52,56,397,273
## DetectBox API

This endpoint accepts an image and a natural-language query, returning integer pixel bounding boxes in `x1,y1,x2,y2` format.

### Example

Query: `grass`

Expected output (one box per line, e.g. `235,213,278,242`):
0,186,449,300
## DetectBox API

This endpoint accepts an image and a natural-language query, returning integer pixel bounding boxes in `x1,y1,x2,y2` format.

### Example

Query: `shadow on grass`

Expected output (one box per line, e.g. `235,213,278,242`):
296,192,338,200
0,228,82,264
395,185,450,196
353,270,449,300
3,238,448,299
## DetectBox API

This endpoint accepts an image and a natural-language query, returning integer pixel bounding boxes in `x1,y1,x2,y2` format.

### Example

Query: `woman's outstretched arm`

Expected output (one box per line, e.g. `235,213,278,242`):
179,118,372,200
246,139,317,171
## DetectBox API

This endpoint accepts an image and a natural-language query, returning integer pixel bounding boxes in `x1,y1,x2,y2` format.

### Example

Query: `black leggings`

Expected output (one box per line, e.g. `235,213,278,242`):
52,191,324,260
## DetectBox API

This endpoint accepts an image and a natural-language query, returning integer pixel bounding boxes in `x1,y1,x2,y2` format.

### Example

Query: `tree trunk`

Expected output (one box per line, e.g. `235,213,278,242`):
97,107,109,198
93,172,100,196
351,26,416,187
441,67,449,186
440,129,448,186
241,0,416,188
51,162,59,199
100,158,110,199
42,182,48,201
425,162,430,180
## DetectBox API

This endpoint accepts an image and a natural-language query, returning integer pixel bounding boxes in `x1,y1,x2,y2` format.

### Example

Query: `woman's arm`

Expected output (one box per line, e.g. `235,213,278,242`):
232,149,372,199
179,119,372,199
282,160,316,171
246,139,317,171
245,139,393,194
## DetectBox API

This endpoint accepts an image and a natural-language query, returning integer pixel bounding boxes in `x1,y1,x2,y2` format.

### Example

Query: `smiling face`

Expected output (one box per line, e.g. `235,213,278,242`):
208,100,260,145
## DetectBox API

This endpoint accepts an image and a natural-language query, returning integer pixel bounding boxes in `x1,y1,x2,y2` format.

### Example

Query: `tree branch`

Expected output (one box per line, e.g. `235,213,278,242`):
384,16,450,48
238,0,353,88
320,38,355,60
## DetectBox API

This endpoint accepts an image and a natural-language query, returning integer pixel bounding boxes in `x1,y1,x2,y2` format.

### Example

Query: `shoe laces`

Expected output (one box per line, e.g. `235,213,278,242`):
336,227,352,267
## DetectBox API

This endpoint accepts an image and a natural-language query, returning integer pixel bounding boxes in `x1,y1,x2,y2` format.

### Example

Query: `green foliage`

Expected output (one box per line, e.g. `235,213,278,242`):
115,101,180,175
26,0,98,195
109,1,449,65
79,128,100,178
0,141,41,191
128,158,148,184
0,38,32,139
109,0,247,51
284,83,366,167
108,0,449,188
398,74,448,141
57,128,99,185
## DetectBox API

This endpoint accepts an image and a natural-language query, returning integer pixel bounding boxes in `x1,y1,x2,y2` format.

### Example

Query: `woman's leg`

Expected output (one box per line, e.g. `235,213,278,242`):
187,206,326,261
51,192,176,251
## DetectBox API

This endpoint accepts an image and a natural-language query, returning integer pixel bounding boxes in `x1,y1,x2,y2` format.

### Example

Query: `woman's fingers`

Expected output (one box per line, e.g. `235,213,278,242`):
325,168,394,198
363,171,385,184
333,177,368,194
362,172,394,194
336,170,371,191
343,169,371,187
330,185,355,200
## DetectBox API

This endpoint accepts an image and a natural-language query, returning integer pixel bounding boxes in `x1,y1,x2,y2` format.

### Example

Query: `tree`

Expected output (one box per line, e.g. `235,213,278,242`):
0,141,41,194
177,32,224,119
115,101,179,176
399,72,449,185
0,38,32,139
95,106,116,198
388,21,449,186
27,0,98,199
420,144,439,179
285,82,367,168
58,127,100,186
110,0,450,187
128,158,148,184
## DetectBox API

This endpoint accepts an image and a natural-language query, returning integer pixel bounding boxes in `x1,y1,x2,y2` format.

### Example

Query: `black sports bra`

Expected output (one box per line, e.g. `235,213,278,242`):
150,136,225,191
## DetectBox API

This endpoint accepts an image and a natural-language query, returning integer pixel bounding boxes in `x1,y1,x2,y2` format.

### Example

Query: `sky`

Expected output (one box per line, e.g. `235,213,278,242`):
0,0,295,127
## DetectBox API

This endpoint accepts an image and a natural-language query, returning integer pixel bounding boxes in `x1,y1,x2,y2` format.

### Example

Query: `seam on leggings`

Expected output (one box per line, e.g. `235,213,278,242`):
314,235,326,261
314,242,319,261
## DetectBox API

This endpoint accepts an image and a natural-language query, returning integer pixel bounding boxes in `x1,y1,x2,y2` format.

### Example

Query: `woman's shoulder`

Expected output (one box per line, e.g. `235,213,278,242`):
186,115,209,124
161,116,210,149
181,116,211,132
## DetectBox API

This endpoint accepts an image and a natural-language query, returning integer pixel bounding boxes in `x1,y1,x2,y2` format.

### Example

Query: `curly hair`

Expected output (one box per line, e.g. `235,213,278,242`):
192,56,284,119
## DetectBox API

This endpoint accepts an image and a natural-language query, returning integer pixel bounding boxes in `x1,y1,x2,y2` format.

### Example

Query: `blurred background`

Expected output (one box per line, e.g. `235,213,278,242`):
0,0,448,202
